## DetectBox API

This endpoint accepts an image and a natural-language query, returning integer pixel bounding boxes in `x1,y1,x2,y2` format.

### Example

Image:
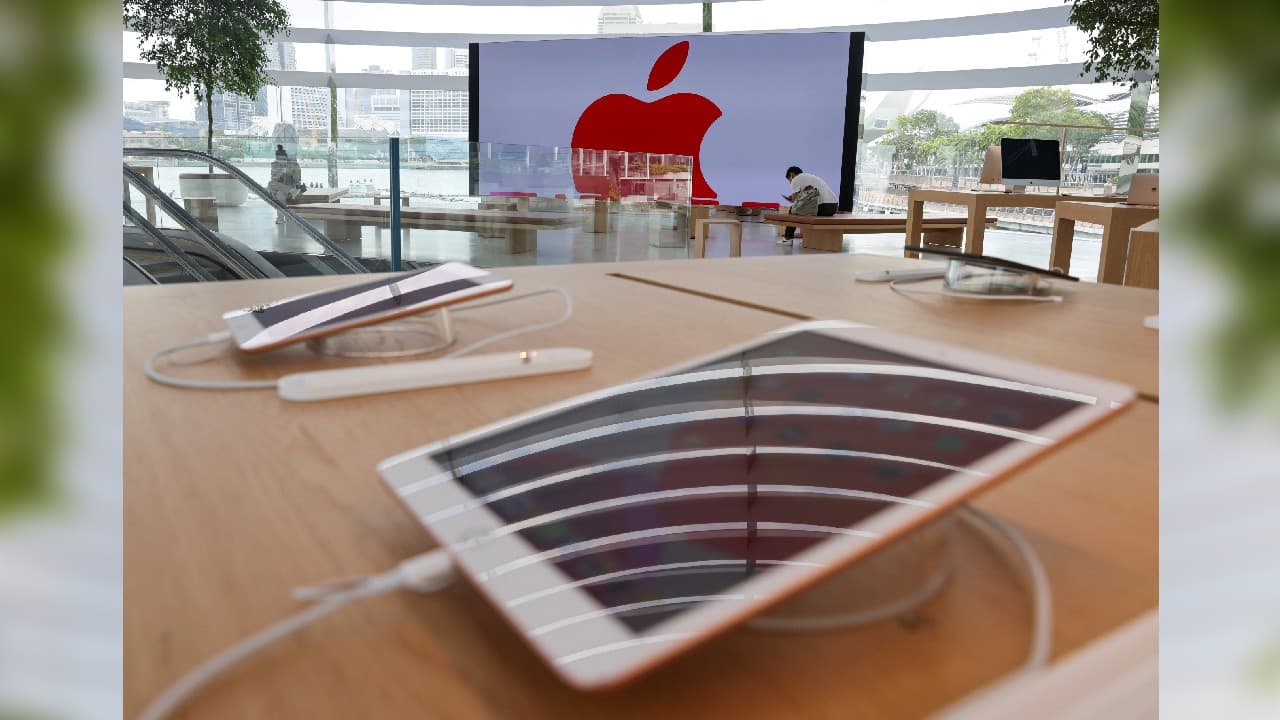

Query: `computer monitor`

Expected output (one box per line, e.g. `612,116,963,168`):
1000,138,1061,188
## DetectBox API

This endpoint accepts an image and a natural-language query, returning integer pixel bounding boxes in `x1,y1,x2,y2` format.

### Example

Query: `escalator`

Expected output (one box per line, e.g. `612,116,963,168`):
123,149,434,284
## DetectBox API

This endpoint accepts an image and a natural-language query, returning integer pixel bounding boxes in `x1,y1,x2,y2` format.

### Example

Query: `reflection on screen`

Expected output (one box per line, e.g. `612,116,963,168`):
420,332,1092,643
236,262,494,348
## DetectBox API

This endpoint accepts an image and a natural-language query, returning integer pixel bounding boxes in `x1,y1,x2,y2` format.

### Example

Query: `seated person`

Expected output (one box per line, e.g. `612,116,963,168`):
267,145,303,223
780,165,838,245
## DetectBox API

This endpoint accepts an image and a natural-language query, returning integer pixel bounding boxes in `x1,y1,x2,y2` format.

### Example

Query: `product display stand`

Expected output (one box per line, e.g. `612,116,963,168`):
749,515,955,631
305,309,456,358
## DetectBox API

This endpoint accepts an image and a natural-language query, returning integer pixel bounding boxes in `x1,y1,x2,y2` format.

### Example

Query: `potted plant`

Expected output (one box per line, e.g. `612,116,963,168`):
125,0,290,206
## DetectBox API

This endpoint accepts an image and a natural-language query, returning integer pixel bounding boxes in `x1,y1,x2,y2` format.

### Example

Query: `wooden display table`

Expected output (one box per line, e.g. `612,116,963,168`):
763,213,993,252
610,254,1159,400
904,189,1129,258
126,259,1155,719
181,197,218,231
1051,201,1159,285
1125,219,1159,290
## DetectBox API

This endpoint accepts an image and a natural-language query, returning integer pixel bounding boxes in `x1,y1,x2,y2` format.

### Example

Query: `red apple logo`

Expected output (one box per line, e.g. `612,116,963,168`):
571,41,722,200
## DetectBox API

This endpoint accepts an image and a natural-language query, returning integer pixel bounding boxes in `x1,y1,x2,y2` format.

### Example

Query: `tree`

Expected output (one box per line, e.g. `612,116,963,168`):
1068,0,1159,87
124,0,290,157
878,110,960,170
947,88,1111,168
1007,88,1110,166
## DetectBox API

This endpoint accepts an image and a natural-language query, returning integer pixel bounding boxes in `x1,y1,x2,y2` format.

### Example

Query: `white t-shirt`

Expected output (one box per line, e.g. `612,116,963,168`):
790,173,838,204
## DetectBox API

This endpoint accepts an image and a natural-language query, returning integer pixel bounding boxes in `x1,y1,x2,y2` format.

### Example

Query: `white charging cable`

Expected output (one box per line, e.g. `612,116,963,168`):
745,504,1051,678
136,504,1047,719
143,288,574,391
925,505,1054,720
136,549,455,720
955,505,1053,670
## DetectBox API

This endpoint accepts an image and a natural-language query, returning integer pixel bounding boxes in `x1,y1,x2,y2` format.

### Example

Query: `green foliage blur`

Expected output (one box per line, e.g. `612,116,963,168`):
0,0,94,517
1163,0,1280,415
123,0,290,154
876,87,1113,170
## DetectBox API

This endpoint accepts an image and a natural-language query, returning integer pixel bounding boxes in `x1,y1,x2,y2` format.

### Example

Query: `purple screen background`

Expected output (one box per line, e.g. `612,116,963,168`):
477,32,857,206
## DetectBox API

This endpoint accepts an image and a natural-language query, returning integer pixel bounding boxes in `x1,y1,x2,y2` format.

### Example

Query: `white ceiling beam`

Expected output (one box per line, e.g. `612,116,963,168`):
328,0,749,5
123,62,467,90
271,6,1073,48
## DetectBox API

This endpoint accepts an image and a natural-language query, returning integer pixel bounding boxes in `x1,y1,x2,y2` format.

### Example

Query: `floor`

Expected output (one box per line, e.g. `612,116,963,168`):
167,198,1106,282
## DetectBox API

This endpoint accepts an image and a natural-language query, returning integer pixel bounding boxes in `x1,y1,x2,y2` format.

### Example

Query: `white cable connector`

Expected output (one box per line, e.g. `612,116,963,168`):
137,549,455,720
143,288,575,392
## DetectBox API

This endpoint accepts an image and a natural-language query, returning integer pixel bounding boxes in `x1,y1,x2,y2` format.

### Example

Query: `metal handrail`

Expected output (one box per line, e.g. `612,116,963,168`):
122,147,367,273
123,165,268,279
122,201,218,282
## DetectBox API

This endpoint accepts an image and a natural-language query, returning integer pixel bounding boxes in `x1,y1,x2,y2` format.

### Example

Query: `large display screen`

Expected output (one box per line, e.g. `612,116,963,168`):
428,331,1091,633
473,32,864,209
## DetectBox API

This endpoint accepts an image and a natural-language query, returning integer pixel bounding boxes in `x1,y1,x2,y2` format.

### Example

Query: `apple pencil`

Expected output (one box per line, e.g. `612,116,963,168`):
276,348,594,402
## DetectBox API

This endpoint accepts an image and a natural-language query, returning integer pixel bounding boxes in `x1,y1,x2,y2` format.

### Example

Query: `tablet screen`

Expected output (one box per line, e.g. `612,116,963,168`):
224,262,507,351
429,331,1095,633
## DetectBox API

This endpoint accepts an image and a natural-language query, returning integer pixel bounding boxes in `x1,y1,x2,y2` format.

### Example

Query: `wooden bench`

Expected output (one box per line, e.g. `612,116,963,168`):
762,213,997,252
182,197,218,231
291,203,578,254
287,187,349,205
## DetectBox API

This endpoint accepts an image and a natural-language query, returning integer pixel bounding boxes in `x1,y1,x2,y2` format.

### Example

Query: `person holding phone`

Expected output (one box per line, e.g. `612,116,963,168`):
780,166,838,245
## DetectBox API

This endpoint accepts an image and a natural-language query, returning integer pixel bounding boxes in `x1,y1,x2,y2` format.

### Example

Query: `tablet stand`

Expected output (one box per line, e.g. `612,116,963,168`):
305,309,456,358
749,515,955,631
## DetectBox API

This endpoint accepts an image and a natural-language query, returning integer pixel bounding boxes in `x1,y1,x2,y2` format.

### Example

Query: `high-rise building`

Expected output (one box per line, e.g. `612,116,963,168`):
412,48,438,71
266,40,332,131
344,66,406,132
198,92,257,133
446,48,469,70
597,5,698,35
409,89,467,136
598,5,643,33
270,40,297,71
124,100,170,124
289,87,332,131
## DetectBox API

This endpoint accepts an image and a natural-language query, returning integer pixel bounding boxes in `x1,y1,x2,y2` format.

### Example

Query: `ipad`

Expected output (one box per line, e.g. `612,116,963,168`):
378,321,1133,689
222,262,513,353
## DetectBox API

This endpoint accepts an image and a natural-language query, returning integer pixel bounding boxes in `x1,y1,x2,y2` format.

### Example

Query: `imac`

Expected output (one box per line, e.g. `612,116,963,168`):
999,138,1061,192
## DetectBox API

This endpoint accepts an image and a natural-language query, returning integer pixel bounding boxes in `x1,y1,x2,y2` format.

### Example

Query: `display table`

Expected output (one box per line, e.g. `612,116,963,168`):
1125,219,1160,290
126,258,1156,719
903,188,1129,258
1051,201,1158,285
610,254,1159,400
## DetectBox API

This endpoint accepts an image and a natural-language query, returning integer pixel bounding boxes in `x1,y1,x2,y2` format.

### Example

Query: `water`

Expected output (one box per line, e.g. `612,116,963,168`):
148,164,471,199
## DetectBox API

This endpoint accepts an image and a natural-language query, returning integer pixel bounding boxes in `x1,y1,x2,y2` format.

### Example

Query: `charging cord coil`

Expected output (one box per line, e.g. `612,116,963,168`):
143,288,574,391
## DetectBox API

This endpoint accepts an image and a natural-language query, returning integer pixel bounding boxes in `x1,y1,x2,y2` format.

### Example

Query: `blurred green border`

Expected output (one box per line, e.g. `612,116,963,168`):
0,0,93,518
1163,0,1280,413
